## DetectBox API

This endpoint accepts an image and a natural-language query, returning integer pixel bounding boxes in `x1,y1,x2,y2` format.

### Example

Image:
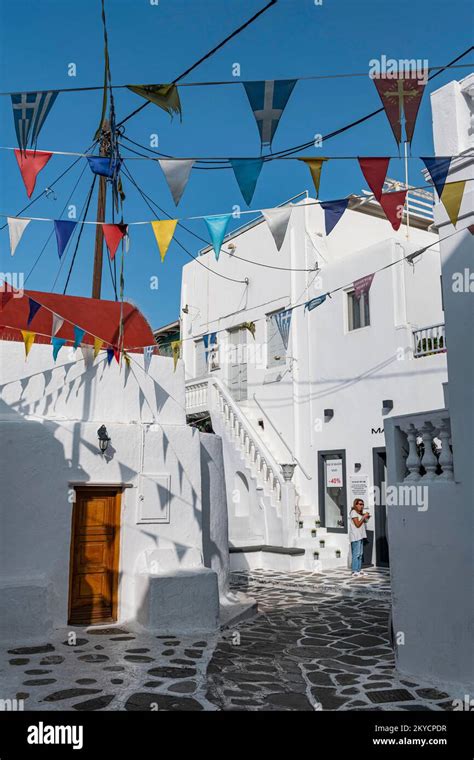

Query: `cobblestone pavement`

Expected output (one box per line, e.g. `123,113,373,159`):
1,568,456,711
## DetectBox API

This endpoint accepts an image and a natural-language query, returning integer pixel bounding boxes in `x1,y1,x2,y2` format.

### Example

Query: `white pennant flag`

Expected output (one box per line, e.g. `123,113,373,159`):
143,345,154,374
262,207,293,251
158,159,195,205
8,217,30,256
51,313,64,336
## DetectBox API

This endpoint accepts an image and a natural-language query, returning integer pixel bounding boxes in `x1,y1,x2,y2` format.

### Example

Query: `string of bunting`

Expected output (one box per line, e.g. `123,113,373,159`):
5,173,472,262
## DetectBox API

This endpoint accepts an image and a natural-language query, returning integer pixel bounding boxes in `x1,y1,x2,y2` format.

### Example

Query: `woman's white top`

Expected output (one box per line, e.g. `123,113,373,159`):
349,509,367,541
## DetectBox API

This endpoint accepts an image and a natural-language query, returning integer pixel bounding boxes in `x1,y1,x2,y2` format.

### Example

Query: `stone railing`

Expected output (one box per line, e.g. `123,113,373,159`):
413,323,446,358
185,379,209,413
392,410,454,482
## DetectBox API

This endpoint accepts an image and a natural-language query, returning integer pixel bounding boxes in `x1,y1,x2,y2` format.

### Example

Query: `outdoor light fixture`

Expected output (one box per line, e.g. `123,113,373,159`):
324,409,334,422
354,463,362,472
382,399,394,415
97,425,111,454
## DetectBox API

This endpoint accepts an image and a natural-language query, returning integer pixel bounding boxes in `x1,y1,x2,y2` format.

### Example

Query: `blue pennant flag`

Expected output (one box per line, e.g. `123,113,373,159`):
305,294,327,312
51,336,66,362
320,199,349,236
421,157,452,198
11,91,59,152
203,332,217,361
273,308,292,350
204,214,232,261
106,348,115,365
54,220,77,259
87,156,122,178
243,80,297,147
27,298,41,326
73,326,85,349
230,158,264,206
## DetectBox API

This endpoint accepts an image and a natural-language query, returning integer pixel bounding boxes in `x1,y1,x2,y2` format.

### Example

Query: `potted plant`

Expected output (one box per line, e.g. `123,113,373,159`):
311,528,317,538
319,539,325,548
335,549,341,558
313,551,319,560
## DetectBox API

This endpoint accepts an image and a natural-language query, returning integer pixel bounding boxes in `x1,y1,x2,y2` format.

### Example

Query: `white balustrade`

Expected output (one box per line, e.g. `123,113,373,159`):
397,412,453,482
413,323,446,358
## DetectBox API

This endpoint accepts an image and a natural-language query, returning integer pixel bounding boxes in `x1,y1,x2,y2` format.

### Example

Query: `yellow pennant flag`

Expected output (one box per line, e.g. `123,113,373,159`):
441,181,466,227
21,329,35,358
171,340,181,372
93,337,104,359
123,352,131,368
151,219,178,262
298,157,328,198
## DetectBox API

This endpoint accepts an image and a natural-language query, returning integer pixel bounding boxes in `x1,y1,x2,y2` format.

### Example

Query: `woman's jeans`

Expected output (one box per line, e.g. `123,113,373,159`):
351,539,364,572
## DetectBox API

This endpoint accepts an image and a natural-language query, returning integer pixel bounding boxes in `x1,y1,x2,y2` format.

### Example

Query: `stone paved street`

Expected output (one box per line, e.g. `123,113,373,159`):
1,569,456,711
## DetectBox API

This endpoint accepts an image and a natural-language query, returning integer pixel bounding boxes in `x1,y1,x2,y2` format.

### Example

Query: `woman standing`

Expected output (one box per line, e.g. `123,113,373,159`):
349,498,370,578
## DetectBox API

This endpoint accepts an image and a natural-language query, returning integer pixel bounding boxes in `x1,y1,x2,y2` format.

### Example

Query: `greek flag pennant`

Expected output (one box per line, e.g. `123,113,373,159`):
273,309,292,351
11,91,58,152
203,332,217,362
143,344,155,373
243,80,297,148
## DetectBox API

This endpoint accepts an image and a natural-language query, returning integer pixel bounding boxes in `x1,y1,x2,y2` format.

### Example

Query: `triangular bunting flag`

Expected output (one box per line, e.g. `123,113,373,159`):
11,91,58,152
468,224,474,235
320,199,349,236
73,326,85,349
358,158,390,202
21,329,35,358
87,156,121,178
243,79,297,147
298,158,328,198
103,224,128,260
114,347,121,364
27,298,41,326
106,348,115,365
51,336,66,362
440,181,466,227
0,291,14,310
373,75,425,145
151,220,178,262
54,220,77,259
273,309,292,350
354,273,375,300
126,84,182,119
204,215,232,261
262,207,292,251
51,313,64,336
93,337,104,359
123,352,131,368
230,158,264,206
380,190,407,231
171,340,181,372
421,157,452,198
305,294,327,312
7,217,30,256
143,344,154,373
158,159,195,205
14,149,52,198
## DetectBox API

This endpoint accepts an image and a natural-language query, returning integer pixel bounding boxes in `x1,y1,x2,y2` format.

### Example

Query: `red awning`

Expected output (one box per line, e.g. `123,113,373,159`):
0,289,156,353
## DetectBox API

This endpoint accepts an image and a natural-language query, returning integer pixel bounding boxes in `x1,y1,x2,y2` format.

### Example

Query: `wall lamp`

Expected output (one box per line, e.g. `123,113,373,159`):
97,425,111,454
324,409,334,423
382,399,394,415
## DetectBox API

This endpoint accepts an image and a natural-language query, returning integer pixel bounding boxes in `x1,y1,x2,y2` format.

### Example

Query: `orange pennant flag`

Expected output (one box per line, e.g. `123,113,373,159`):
298,157,328,198
93,337,104,359
21,329,35,358
151,219,178,262
440,181,466,227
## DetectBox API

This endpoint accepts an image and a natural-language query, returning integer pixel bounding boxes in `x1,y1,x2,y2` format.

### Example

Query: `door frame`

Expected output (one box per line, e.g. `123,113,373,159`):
227,325,248,401
318,449,348,534
68,485,123,626
372,447,389,568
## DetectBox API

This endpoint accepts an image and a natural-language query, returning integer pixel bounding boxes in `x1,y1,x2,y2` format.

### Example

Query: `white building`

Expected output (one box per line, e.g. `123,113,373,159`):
182,179,447,572
384,73,474,692
0,291,233,642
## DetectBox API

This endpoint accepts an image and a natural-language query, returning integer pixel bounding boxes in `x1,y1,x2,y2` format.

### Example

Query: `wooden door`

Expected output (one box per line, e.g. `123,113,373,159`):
68,488,121,626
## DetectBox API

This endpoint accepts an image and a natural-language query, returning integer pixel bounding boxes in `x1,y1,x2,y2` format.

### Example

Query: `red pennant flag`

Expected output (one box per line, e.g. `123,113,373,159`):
380,190,407,231
114,347,121,364
358,158,390,201
468,224,474,235
0,290,14,310
103,224,128,260
373,75,425,146
14,149,53,198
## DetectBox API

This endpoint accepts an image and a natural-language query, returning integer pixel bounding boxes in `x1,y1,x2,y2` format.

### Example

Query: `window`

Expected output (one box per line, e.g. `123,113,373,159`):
347,289,370,331
318,450,348,533
266,309,288,368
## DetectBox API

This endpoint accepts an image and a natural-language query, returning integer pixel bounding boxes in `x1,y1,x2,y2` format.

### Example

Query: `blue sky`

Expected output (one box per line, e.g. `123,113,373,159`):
0,0,472,329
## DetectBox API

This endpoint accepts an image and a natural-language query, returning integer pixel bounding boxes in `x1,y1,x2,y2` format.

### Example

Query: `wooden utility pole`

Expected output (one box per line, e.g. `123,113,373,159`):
91,119,111,299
